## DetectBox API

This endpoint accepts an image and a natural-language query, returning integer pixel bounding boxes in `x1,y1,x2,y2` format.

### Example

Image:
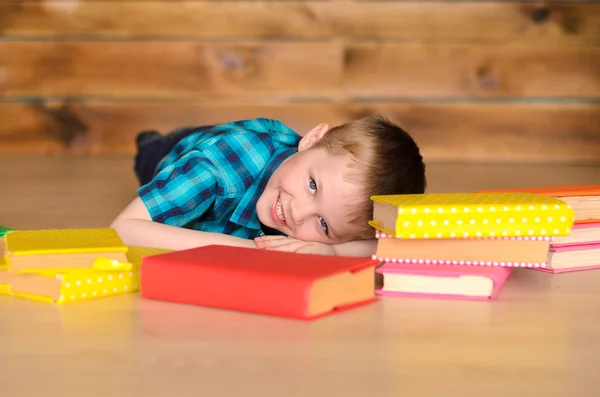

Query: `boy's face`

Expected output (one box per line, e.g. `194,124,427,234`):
256,124,365,244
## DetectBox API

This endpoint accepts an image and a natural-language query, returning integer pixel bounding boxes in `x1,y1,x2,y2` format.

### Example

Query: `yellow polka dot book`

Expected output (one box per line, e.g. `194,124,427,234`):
1,228,173,303
0,234,8,294
1,245,172,304
369,192,575,240
0,253,8,295
3,228,129,272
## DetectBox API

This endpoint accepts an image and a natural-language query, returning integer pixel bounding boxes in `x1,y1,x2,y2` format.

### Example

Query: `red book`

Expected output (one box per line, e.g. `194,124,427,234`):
140,245,379,320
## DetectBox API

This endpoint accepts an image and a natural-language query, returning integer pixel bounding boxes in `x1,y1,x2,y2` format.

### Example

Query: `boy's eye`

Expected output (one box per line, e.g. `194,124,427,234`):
308,177,317,194
318,216,329,234
308,178,328,235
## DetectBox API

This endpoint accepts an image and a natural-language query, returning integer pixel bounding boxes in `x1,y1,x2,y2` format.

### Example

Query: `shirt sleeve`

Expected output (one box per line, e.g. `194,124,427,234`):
136,152,217,227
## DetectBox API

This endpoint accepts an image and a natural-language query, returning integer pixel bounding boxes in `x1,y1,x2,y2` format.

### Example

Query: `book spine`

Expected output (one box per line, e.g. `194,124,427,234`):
58,269,140,303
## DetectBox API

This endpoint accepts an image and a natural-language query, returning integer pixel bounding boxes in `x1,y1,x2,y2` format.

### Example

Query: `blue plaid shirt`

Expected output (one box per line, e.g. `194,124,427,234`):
137,118,302,239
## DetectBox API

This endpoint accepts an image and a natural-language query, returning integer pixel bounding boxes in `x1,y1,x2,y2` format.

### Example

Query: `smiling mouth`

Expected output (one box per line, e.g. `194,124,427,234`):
276,197,286,221
272,195,287,227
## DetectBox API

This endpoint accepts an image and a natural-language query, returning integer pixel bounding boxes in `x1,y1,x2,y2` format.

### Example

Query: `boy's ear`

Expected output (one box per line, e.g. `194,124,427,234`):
298,123,329,151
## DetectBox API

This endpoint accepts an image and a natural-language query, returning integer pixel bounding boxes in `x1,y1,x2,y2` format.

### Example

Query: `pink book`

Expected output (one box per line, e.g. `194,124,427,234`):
536,242,600,274
376,263,513,301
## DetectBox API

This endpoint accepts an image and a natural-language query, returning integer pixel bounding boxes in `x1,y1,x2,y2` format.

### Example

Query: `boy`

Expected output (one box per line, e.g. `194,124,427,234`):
110,116,426,257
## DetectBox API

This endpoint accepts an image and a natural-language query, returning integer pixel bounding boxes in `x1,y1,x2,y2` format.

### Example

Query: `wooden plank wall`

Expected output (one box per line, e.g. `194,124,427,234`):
0,0,599,163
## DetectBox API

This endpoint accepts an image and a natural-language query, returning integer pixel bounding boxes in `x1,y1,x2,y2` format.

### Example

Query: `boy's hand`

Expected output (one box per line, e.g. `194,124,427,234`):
254,236,336,256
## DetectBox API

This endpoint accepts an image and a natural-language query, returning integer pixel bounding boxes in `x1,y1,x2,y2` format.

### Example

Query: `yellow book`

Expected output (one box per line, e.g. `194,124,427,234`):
0,239,8,294
0,263,9,294
370,192,575,239
4,228,129,272
2,246,172,304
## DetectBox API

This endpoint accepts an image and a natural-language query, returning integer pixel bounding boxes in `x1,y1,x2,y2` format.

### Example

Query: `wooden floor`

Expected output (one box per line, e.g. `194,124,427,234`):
1,155,600,397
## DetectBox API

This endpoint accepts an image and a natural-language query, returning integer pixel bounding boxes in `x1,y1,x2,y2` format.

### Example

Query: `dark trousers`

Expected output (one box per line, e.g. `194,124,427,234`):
134,126,212,186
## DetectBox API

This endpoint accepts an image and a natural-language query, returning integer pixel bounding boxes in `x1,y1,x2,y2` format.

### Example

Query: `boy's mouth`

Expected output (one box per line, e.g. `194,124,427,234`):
271,194,287,227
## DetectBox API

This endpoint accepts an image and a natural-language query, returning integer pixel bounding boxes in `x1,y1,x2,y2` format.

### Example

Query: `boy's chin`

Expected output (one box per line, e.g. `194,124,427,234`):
256,209,285,234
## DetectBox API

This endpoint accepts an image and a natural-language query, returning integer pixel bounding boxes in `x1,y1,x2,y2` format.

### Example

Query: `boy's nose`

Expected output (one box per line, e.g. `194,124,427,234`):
289,199,313,226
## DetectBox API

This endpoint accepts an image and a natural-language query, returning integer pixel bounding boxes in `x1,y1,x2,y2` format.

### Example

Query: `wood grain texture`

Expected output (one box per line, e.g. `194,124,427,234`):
1,1,599,44
1,41,598,98
1,101,598,163
0,41,342,98
344,42,600,98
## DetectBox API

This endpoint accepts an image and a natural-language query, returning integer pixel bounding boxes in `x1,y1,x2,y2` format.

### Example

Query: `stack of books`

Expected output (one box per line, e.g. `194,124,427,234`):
0,227,171,304
1,228,382,320
368,192,575,300
477,185,600,273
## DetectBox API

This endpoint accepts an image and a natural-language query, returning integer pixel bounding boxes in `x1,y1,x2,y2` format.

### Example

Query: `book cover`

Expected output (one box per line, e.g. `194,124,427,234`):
8,263,138,304
0,240,7,293
4,228,129,271
1,246,172,304
370,192,574,239
140,245,380,320
0,263,8,295
376,262,513,300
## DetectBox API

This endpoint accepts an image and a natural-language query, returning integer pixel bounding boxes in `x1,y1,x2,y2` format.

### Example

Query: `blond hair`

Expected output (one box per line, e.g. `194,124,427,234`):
313,115,427,239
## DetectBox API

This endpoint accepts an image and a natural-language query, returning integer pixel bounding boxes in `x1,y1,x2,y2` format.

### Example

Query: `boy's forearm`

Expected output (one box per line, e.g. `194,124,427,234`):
332,239,377,258
111,219,256,251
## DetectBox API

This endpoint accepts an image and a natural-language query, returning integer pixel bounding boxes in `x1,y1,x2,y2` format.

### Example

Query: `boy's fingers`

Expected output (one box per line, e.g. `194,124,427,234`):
254,235,287,242
263,241,306,253
296,246,320,254
255,236,302,248
297,244,335,255
256,238,296,249
255,237,321,254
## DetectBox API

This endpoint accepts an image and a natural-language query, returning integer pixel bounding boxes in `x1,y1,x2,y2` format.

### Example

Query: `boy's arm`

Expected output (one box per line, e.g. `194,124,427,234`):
332,239,377,258
110,197,256,251
254,236,377,258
